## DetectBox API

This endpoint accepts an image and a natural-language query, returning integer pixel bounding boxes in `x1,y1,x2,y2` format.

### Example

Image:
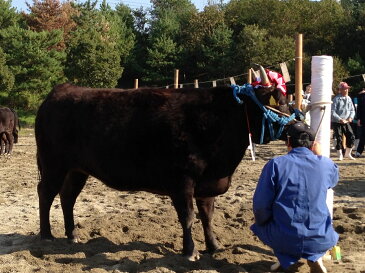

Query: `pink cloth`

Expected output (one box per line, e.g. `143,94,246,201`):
251,69,287,96
267,69,287,95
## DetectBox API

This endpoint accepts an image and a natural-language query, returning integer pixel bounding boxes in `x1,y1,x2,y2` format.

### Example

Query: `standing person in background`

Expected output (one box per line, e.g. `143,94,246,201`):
355,88,365,157
302,84,312,125
351,94,360,152
251,122,339,273
331,82,356,160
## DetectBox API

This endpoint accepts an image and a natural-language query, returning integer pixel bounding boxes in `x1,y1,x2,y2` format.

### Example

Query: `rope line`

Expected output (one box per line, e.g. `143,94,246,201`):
231,84,296,144
156,56,365,89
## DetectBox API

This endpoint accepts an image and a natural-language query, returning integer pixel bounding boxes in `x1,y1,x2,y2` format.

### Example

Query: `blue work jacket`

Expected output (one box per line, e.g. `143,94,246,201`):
251,147,339,267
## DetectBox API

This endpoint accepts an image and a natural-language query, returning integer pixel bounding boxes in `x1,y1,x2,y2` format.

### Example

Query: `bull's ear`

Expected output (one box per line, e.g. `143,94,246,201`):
259,65,271,86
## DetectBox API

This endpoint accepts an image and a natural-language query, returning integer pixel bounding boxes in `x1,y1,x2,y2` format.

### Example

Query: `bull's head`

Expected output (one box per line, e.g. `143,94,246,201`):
242,66,293,144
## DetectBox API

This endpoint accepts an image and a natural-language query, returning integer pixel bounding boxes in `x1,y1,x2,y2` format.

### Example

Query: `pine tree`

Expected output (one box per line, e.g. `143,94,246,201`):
0,0,20,29
0,26,66,110
65,5,122,88
23,0,78,50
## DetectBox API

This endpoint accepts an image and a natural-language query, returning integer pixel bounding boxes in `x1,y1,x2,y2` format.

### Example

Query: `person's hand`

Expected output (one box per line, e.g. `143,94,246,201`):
340,119,348,124
348,118,353,123
311,141,322,155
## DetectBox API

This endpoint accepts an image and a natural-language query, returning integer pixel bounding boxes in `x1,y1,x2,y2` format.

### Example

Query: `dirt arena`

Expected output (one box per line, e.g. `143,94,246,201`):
0,129,364,273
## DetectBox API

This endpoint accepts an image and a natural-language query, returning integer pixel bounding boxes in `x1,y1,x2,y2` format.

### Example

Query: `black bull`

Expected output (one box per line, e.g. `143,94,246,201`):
0,107,20,155
35,83,289,261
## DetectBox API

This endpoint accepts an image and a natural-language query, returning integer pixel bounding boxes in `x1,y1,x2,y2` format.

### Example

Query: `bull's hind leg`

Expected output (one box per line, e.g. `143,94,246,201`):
37,169,67,240
196,197,219,253
4,132,14,155
60,170,88,242
170,178,200,261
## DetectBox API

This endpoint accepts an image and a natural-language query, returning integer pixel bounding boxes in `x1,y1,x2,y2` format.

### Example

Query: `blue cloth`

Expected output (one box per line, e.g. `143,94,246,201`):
250,147,339,269
331,95,355,123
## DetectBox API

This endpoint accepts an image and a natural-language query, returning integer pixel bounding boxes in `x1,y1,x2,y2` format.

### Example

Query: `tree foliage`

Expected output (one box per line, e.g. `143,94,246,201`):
2,0,365,112
0,26,65,110
64,4,123,88
23,0,78,49
0,0,20,29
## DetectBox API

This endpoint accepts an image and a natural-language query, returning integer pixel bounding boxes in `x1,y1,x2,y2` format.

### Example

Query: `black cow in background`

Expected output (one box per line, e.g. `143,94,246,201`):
0,107,20,155
35,75,290,261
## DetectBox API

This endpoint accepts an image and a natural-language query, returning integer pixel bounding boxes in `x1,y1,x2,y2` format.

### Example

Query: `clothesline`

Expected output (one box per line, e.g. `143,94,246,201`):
156,57,365,89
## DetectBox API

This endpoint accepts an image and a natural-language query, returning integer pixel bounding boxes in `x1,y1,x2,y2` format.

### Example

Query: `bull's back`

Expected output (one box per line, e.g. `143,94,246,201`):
35,84,177,190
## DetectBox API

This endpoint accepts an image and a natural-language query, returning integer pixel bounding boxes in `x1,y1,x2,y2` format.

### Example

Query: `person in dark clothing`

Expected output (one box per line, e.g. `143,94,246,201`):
355,88,365,157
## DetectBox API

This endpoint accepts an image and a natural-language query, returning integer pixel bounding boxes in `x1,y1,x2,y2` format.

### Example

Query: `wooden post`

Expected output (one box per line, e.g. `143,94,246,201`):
295,33,303,110
174,69,179,89
134,79,138,89
194,79,199,88
247,68,252,84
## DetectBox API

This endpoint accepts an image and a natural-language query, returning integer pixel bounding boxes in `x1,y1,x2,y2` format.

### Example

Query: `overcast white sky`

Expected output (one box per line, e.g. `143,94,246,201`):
10,0,229,12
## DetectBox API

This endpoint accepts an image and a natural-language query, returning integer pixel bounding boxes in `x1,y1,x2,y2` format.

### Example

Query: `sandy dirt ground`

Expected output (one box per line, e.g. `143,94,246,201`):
0,129,364,273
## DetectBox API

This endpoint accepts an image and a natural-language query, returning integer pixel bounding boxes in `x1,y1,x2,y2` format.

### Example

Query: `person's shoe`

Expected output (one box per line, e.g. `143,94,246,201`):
270,261,301,272
344,147,355,160
270,261,282,271
307,258,327,273
337,150,343,161
355,152,361,158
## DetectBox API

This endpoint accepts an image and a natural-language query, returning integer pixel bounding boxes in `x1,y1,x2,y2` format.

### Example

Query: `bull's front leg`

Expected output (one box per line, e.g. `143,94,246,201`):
196,197,219,253
171,177,200,261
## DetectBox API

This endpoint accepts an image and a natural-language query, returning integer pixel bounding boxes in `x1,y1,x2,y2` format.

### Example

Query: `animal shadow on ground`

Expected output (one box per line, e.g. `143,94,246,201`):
0,233,251,273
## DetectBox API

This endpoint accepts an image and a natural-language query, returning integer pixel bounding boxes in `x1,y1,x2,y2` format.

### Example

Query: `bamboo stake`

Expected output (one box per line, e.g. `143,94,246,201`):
194,79,199,88
295,33,303,110
247,68,252,84
174,69,179,89
134,79,138,89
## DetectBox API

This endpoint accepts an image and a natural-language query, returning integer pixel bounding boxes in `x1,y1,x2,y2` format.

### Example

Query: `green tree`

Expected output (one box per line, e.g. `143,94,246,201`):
142,0,196,85
234,24,294,72
180,5,227,81
0,0,20,29
144,34,179,85
0,26,66,110
198,24,233,79
0,47,15,94
65,5,123,88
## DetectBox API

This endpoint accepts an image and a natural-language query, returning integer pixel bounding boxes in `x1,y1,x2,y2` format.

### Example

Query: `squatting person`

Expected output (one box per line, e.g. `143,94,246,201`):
250,122,339,273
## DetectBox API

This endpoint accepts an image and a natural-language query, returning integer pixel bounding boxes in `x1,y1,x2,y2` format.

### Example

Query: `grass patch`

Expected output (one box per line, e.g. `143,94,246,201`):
17,109,36,128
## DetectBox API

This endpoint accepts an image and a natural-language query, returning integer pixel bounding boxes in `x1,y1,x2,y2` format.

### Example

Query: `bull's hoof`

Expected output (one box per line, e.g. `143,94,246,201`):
40,234,55,242
67,229,81,243
185,249,200,261
68,237,79,244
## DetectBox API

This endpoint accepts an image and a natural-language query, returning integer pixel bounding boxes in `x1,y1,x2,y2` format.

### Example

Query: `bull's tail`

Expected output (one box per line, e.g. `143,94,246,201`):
10,108,20,143
36,152,42,183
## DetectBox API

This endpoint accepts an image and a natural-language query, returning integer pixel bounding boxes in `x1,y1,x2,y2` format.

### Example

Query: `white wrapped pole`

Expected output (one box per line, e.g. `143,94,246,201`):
310,56,334,218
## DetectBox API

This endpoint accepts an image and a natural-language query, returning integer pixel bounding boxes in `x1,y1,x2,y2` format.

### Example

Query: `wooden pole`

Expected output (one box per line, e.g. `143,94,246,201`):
134,79,138,89
194,79,199,88
174,69,179,89
247,69,252,84
295,33,303,110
